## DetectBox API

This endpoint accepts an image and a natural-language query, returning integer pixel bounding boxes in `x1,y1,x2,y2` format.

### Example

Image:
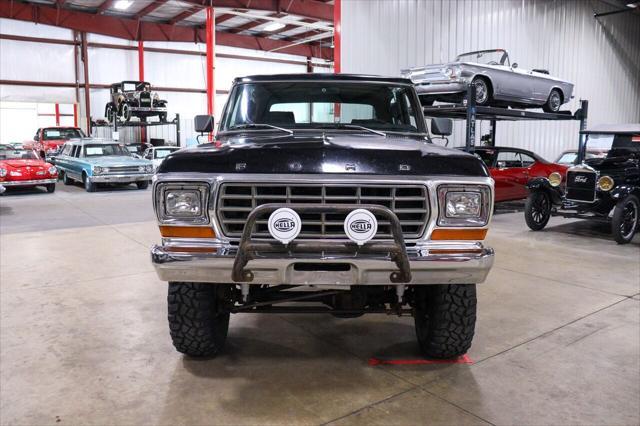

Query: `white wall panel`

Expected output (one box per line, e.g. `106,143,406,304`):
342,0,640,160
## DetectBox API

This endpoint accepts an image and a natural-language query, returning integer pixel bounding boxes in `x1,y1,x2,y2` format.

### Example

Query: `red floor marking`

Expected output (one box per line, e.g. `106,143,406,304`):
368,354,473,366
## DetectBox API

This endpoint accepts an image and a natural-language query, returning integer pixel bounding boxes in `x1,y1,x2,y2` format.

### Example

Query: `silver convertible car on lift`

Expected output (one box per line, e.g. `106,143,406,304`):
402,49,574,112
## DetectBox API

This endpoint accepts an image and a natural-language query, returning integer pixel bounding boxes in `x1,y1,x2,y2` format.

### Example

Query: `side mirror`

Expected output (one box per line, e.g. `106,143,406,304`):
512,62,518,69
194,115,215,133
497,161,507,169
431,118,453,137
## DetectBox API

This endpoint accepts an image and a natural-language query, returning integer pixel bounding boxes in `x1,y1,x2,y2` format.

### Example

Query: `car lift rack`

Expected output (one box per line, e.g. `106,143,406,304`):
91,113,181,146
422,84,589,153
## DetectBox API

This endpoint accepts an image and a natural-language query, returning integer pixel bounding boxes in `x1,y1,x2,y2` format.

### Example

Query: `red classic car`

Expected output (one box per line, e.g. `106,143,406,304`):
0,145,58,193
462,146,568,202
24,126,85,158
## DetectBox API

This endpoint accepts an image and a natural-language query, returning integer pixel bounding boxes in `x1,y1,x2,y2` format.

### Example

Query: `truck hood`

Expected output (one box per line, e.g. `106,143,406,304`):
158,133,489,176
83,156,152,167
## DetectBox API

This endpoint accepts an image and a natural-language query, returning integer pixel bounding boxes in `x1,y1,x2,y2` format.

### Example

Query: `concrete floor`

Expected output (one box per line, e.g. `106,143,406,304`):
1,183,639,425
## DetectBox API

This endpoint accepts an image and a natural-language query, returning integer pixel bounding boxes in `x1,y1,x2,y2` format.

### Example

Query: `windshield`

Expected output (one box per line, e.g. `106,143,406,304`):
83,144,129,157
584,134,640,159
0,148,39,160
43,128,85,140
122,82,148,92
154,148,177,159
471,149,497,167
221,82,423,134
456,50,508,66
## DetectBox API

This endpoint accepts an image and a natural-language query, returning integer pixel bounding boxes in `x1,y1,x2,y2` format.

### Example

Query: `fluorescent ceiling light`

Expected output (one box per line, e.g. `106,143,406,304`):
263,22,286,32
626,2,638,7
113,0,133,10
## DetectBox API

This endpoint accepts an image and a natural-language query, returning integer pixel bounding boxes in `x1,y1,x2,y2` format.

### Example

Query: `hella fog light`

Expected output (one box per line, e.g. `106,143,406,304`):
597,176,614,191
445,192,482,217
166,190,202,217
548,172,562,187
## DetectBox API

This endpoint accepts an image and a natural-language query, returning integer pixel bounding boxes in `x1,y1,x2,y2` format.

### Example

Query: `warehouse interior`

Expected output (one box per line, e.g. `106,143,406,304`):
0,1,639,425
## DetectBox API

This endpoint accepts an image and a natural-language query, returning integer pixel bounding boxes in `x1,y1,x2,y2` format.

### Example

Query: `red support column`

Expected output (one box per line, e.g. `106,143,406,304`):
138,40,146,145
80,32,91,134
206,6,215,142
54,103,60,126
73,103,78,127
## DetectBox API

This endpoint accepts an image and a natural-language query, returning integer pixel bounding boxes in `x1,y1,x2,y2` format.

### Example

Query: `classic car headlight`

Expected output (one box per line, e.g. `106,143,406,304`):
0,168,6,177
153,92,159,101
443,66,461,79
156,182,210,224
48,166,57,175
548,172,562,187
437,185,491,227
93,166,103,174
145,165,154,173
597,176,614,191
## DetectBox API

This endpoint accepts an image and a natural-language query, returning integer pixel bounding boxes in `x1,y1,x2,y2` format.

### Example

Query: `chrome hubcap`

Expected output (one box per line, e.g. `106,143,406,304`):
474,80,488,104
549,92,561,110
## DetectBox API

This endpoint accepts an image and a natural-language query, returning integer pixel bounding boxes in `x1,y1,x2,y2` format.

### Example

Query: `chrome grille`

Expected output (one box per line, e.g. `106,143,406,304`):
105,166,143,174
217,183,429,240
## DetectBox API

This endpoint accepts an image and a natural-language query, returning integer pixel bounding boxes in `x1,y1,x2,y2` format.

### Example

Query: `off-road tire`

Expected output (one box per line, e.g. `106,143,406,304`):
525,190,551,231
168,282,230,357
414,284,477,359
612,195,639,244
45,183,56,193
136,180,149,190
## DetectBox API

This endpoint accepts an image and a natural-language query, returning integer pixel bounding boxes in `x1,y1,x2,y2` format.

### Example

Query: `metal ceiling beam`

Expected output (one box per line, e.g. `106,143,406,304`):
0,1,332,59
96,0,115,14
135,0,168,19
215,13,236,25
179,0,333,22
167,7,200,24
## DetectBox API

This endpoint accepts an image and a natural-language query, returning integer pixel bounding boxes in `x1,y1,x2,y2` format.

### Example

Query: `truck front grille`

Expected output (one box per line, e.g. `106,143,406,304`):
566,169,596,202
216,183,429,240
105,166,143,174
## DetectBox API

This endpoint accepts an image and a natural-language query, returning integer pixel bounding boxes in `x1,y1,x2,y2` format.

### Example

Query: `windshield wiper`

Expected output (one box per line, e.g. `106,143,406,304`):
319,124,387,137
227,123,293,135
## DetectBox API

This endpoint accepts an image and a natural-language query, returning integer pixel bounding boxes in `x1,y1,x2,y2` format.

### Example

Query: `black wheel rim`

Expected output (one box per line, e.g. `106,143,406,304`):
531,193,550,224
620,201,638,240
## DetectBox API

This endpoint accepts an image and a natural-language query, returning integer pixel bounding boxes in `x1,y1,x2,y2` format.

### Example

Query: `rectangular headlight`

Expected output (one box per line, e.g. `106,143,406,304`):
437,185,491,227
155,182,210,225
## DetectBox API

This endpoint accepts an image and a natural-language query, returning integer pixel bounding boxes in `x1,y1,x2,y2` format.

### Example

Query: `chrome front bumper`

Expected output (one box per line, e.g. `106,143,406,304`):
151,243,495,285
90,174,153,183
130,107,167,112
413,81,467,95
1,178,57,186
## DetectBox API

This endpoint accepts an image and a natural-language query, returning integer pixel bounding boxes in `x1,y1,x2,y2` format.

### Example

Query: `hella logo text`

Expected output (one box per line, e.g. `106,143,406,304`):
350,219,372,233
274,218,296,232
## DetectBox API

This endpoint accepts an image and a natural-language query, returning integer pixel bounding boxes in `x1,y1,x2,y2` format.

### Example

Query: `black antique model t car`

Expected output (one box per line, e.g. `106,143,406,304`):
105,81,168,123
525,125,640,244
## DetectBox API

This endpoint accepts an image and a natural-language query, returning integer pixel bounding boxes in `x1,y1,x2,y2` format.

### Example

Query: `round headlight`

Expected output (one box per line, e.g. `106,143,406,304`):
443,67,453,78
0,168,6,177
146,165,154,173
93,166,103,174
153,92,159,101
597,175,614,191
48,166,57,175
548,172,562,187
138,166,145,172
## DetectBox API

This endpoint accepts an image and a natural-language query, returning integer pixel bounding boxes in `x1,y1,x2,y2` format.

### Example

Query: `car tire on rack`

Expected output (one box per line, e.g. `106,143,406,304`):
471,76,491,106
524,190,552,231
168,282,230,357
542,89,562,113
414,284,476,359
612,195,639,244
136,180,149,190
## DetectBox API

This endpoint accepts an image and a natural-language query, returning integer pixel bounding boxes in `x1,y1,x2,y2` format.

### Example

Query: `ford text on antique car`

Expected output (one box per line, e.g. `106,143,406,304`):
459,146,568,202
525,125,640,244
0,146,58,193
151,74,496,359
402,49,574,112
105,81,168,123
54,139,154,192
25,126,86,159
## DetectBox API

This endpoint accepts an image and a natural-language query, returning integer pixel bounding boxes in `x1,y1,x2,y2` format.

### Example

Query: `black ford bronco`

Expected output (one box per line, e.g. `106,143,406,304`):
525,125,640,244
151,74,495,359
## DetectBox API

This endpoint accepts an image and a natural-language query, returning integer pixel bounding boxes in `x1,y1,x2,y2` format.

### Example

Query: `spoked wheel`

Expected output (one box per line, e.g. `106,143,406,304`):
471,77,491,106
525,190,552,231
612,195,639,244
106,105,115,123
543,89,562,112
122,104,132,122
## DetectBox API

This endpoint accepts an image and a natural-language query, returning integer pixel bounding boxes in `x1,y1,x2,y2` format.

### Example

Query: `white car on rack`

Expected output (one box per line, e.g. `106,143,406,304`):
143,146,181,171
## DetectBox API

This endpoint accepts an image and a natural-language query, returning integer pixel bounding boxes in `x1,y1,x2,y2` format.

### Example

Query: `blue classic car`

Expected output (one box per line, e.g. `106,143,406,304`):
54,138,154,192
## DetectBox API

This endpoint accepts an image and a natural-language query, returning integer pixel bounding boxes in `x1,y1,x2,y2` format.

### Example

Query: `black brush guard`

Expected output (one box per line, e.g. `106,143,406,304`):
231,203,413,284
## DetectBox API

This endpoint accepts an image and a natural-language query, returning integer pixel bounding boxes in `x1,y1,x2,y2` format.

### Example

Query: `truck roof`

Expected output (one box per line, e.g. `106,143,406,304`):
233,73,413,85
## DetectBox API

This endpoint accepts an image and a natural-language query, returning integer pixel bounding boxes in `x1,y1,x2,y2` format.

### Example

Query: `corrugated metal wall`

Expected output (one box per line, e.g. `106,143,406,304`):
342,0,640,160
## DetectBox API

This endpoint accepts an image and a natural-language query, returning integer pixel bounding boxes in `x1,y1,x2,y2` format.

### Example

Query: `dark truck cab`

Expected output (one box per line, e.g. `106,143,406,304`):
151,74,495,359
524,125,640,244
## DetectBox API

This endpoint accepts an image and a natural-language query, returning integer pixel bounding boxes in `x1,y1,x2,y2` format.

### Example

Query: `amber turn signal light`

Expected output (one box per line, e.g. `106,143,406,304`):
431,228,488,240
159,226,215,238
